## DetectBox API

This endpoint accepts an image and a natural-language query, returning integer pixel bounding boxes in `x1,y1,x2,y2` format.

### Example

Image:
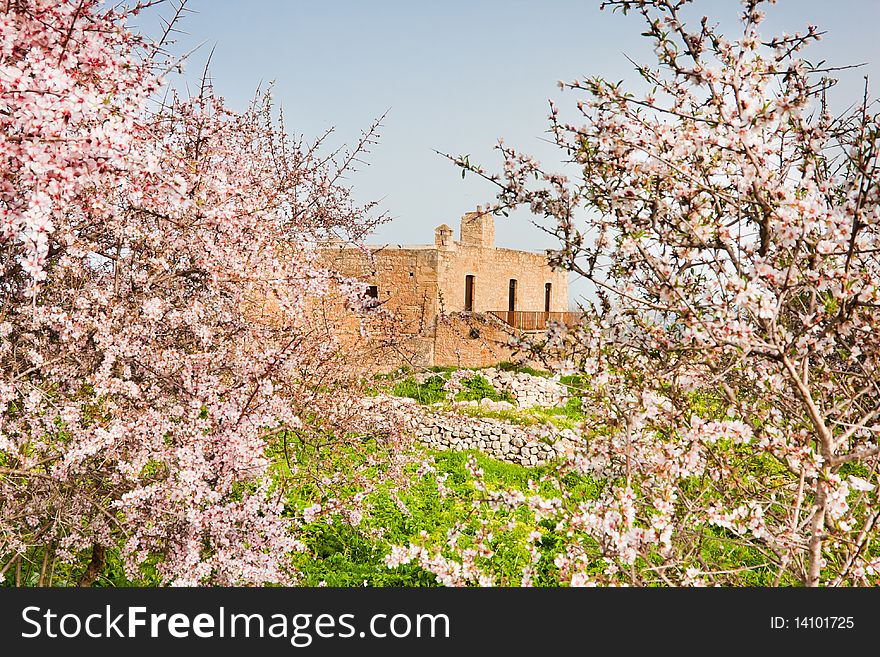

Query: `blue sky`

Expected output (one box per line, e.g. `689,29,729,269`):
140,0,880,307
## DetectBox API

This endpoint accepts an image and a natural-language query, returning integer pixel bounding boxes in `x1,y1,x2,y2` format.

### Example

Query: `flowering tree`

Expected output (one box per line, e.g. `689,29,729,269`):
452,0,880,586
0,0,407,586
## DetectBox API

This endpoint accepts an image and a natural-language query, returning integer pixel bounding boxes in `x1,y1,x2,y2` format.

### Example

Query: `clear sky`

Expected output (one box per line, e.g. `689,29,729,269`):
138,0,880,307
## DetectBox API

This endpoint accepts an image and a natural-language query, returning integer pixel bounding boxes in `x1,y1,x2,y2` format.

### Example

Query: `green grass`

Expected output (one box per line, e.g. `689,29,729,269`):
389,373,516,405
290,447,562,586
455,396,584,430
391,375,448,404
376,362,554,400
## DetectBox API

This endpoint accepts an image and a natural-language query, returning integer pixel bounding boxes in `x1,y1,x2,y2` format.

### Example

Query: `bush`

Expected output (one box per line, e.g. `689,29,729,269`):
454,375,514,403
391,375,449,404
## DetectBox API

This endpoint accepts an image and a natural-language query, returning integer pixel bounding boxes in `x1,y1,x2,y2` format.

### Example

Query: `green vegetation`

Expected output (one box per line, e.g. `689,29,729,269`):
390,373,516,405
44,369,867,588
60,387,871,588
454,374,515,403
391,375,448,404
456,395,584,430
497,361,551,377
380,362,555,406
289,447,579,586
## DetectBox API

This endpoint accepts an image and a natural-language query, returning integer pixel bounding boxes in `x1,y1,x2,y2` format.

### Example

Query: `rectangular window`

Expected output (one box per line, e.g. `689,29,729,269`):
545,283,552,312
464,275,475,312
508,279,517,312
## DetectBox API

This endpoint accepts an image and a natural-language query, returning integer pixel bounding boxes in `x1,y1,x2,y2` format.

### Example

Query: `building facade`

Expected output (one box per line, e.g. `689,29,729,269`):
320,209,573,368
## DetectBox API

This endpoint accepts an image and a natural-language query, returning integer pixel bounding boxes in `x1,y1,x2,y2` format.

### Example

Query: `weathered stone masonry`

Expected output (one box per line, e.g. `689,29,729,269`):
364,394,577,467
320,209,569,368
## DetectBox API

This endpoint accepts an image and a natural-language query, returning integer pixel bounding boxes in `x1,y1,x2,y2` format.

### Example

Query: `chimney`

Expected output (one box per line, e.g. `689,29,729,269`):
459,206,494,248
434,223,454,249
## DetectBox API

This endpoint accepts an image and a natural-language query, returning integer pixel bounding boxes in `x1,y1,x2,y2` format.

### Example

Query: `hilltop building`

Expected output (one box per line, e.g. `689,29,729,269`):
320,209,578,368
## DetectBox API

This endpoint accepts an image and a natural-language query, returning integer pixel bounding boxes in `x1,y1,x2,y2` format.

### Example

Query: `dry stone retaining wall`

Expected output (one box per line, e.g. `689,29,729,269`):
362,394,576,467
478,367,566,409
414,367,567,410
413,415,562,467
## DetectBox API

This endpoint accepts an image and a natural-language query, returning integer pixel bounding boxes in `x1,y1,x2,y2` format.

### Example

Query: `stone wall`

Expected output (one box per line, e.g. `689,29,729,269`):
414,366,567,410
363,395,576,467
317,244,439,368
459,209,495,248
437,244,569,315
390,367,577,466
432,314,518,369
479,367,566,409
319,243,439,335
414,416,564,467
439,210,567,314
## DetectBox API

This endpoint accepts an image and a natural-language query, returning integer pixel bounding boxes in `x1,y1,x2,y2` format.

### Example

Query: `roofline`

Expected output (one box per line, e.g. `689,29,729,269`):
317,242,553,256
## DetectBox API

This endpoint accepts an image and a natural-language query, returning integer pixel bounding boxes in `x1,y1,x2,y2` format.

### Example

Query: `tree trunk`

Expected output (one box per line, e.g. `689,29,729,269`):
78,544,105,587
806,482,826,587
38,543,53,587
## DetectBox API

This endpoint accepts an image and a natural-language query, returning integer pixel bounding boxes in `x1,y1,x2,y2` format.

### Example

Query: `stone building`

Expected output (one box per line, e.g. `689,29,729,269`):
319,209,577,368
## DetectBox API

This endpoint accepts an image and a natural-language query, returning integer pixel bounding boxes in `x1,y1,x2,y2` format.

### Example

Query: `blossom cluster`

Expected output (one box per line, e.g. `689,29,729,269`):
447,0,880,586
0,1,405,586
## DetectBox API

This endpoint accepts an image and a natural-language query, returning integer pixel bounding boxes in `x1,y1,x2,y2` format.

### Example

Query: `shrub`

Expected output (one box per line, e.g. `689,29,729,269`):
454,375,514,403
392,375,449,404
